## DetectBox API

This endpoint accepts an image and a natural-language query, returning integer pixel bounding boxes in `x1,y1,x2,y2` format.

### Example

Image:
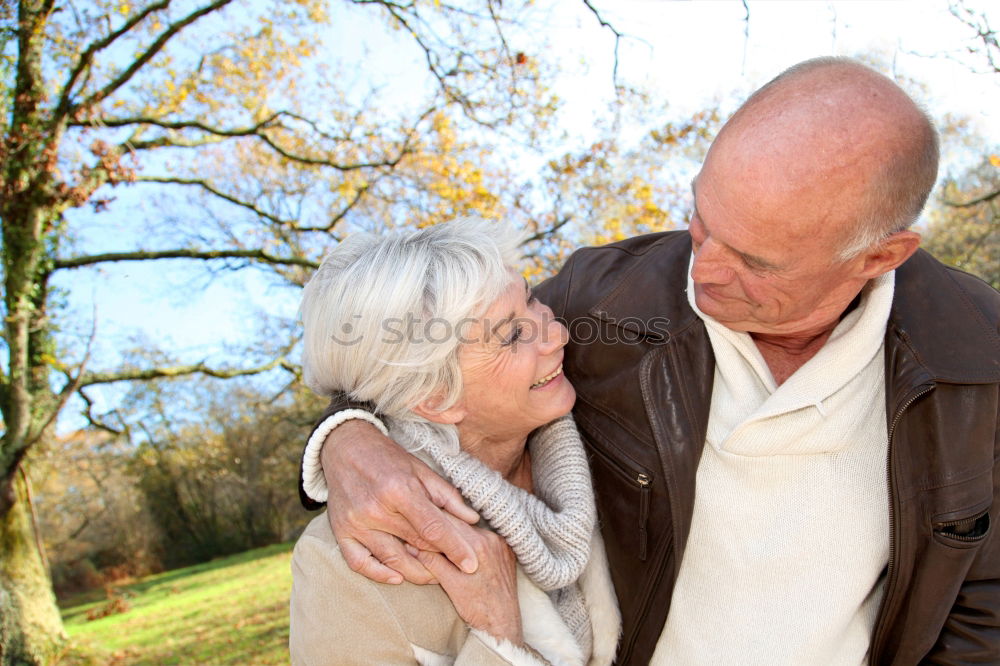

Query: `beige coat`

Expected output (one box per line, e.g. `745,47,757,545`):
290,513,620,666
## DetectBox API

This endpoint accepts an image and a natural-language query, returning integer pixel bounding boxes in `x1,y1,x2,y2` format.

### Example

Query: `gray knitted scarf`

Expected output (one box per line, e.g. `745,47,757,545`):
389,414,597,653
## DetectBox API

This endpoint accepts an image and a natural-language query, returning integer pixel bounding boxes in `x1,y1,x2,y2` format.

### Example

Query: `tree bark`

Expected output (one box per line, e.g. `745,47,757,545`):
0,473,65,665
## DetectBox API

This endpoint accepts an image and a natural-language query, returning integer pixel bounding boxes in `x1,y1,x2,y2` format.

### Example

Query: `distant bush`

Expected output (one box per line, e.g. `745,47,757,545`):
33,380,323,595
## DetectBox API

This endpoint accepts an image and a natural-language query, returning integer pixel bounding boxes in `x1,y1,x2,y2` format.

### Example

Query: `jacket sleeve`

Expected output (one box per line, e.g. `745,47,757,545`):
532,248,579,324
297,394,380,511
289,517,548,666
925,445,1000,663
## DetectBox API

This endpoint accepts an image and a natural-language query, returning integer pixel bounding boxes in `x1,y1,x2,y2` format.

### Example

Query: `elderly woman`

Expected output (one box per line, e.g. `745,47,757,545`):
290,219,619,665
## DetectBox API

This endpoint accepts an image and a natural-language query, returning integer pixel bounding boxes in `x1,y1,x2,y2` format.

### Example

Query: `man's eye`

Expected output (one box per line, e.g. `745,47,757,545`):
742,257,771,273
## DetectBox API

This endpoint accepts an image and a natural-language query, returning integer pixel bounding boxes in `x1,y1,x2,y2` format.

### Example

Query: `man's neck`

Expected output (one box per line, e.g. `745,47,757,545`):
752,327,837,386
750,289,866,386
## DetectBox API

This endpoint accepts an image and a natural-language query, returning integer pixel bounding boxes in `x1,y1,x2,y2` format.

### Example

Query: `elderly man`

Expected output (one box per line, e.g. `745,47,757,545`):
298,58,1000,664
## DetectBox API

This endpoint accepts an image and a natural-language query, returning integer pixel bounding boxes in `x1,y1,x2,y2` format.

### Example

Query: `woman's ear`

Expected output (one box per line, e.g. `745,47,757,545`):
411,397,467,425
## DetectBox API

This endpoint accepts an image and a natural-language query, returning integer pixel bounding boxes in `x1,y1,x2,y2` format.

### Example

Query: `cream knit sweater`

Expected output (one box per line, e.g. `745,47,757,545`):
652,270,895,665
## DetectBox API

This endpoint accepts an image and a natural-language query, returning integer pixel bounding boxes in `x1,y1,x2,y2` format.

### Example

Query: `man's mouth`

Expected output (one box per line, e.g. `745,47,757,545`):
530,364,563,389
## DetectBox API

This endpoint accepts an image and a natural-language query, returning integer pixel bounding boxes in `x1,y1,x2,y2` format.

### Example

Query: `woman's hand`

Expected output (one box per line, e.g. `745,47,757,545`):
415,523,523,646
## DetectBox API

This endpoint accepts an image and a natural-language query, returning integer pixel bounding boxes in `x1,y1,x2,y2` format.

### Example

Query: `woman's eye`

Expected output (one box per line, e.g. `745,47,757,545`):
504,324,524,347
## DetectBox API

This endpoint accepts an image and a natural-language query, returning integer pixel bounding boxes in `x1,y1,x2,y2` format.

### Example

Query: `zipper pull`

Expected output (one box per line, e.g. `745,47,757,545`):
637,473,650,561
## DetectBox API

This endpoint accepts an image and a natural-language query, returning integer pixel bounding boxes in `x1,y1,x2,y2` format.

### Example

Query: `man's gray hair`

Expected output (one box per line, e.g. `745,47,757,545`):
740,56,940,260
299,218,525,419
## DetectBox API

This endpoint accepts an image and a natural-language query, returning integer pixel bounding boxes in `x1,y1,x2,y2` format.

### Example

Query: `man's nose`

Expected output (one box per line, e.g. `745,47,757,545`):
690,237,735,285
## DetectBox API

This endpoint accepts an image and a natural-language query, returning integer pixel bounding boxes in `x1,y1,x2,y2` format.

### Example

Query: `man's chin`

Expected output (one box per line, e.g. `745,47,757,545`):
694,287,732,317
693,291,756,331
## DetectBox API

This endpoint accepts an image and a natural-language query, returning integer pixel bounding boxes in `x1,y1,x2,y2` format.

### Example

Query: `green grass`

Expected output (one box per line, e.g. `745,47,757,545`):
57,542,294,665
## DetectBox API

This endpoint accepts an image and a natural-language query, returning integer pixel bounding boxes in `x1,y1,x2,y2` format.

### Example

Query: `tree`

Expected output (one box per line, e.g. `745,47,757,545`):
0,0,612,660
919,4,1000,288
923,152,1000,288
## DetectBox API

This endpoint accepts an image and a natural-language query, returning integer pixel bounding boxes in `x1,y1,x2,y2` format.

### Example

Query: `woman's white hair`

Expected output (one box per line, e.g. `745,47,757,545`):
299,218,525,420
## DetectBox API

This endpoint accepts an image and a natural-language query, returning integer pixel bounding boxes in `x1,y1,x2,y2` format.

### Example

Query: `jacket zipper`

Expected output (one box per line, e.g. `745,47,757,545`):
586,439,654,561
637,472,651,561
869,383,934,665
934,508,990,542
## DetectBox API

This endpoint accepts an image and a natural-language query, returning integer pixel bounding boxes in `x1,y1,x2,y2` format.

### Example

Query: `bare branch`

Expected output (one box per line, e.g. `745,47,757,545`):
77,388,126,437
522,214,573,244
124,135,218,151
77,356,297,388
950,1,999,74
741,0,750,76
52,248,318,271
582,0,623,91
74,0,235,114
26,315,98,447
72,113,413,170
253,131,409,171
54,0,172,124
134,176,293,226
486,0,516,83
945,188,1000,207
292,183,369,233
69,112,281,137
353,0,478,117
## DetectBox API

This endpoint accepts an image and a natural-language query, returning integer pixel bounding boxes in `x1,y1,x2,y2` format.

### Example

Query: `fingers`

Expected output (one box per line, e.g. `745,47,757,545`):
337,536,404,585
392,485,480,574
420,467,481,525
364,530,438,585
319,420,479,576
337,532,439,585
414,549,468,591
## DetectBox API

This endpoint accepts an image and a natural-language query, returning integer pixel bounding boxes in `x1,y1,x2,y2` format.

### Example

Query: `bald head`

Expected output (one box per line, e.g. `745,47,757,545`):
712,57,939,259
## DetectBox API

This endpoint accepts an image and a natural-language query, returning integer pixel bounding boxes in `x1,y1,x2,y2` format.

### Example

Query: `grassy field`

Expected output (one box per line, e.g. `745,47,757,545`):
57,542,294,665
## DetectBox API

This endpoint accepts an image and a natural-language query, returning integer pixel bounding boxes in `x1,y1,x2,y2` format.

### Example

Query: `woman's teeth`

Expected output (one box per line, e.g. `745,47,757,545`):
530,364,563,389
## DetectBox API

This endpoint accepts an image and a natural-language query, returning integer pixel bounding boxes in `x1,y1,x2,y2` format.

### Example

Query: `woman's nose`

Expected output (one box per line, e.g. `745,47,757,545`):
538,306,568,354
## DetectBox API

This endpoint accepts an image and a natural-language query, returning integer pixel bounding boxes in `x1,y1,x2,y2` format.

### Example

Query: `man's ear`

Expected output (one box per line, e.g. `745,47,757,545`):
411,397,467,425
857,230,921,279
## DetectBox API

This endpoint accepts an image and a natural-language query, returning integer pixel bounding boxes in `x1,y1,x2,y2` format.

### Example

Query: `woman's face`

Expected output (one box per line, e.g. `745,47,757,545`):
452,275,575,444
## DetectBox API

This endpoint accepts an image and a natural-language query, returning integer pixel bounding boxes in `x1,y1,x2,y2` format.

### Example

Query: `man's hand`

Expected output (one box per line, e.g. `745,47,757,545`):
321,420,481,585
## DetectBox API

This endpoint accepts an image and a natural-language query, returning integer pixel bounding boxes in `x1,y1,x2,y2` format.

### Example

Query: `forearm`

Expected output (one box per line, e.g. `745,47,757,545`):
301,411,388,505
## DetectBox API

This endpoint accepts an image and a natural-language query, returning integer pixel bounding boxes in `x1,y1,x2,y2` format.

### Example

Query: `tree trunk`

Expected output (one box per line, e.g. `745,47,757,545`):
0,473,65,665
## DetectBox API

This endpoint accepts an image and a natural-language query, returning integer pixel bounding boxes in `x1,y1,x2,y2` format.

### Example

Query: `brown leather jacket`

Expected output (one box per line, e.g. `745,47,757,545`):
301,231,1000,665
533,231,1000,665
